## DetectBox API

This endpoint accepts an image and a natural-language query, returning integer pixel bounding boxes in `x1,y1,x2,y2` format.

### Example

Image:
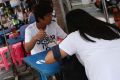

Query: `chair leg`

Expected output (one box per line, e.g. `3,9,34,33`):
1,54,9,70
48,76,53,80
40,72,48,80
55,71,64,80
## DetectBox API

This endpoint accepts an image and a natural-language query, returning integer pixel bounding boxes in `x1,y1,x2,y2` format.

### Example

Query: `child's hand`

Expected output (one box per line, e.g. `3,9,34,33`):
34,29,46,41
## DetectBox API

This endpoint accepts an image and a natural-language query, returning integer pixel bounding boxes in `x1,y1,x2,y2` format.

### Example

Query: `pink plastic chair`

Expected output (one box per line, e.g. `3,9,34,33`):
12,42,24,65
0,46,12,70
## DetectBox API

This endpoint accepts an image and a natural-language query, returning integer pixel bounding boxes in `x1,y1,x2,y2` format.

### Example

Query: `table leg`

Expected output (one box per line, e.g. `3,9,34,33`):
40,72,48,80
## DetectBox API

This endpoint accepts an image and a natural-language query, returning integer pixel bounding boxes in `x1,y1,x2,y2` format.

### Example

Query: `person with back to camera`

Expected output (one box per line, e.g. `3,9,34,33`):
45,9,120,80
25,1,67,55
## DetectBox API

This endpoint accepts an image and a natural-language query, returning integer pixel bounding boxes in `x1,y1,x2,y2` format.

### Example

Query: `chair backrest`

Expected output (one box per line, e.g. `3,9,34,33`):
19,24,28,40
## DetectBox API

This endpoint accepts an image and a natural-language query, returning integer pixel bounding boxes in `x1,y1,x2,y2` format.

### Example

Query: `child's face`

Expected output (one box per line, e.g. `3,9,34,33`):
37,12,52,29
43,12,52,25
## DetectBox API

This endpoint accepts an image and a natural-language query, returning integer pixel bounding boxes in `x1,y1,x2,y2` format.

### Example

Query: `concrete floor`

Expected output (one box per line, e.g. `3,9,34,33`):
72,3,115,24
0,63,39,80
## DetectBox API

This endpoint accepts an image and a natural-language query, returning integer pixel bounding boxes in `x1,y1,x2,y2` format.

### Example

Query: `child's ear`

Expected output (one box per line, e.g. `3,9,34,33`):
38,17,44,23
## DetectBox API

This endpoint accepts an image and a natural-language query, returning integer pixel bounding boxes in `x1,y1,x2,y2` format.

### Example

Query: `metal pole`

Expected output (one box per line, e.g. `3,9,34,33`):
101,0,110,23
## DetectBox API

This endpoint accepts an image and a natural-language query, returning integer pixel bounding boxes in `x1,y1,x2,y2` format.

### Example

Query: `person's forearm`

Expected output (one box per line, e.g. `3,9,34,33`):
25,37,37,53
45,49,68,64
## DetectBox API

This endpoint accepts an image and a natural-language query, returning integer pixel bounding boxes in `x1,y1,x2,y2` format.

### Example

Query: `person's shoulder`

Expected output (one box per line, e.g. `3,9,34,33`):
49,21,61,29
26,22,36,30
69,31,79,35
47,21,57,28
67,31,79,38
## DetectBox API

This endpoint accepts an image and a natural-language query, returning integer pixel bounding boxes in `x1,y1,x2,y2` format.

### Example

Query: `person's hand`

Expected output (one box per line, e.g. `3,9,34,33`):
34,29,46,41
13,32,19,38
12,32,19,38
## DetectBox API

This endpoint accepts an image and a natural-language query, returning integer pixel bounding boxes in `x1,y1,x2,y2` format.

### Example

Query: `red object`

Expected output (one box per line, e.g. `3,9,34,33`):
0,47,12,70
12,42,24,65
57,37,63,44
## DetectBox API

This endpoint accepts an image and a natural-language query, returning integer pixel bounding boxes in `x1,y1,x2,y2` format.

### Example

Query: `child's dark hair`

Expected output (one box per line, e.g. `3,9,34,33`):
33,1,53,22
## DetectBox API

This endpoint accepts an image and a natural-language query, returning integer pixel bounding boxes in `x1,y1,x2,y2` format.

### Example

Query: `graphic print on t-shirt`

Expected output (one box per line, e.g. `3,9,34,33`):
37,35,56,50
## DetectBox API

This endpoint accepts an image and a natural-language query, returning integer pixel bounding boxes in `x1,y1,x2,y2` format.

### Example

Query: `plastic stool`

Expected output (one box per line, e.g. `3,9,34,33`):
0,47,12,70
12,42,24,65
